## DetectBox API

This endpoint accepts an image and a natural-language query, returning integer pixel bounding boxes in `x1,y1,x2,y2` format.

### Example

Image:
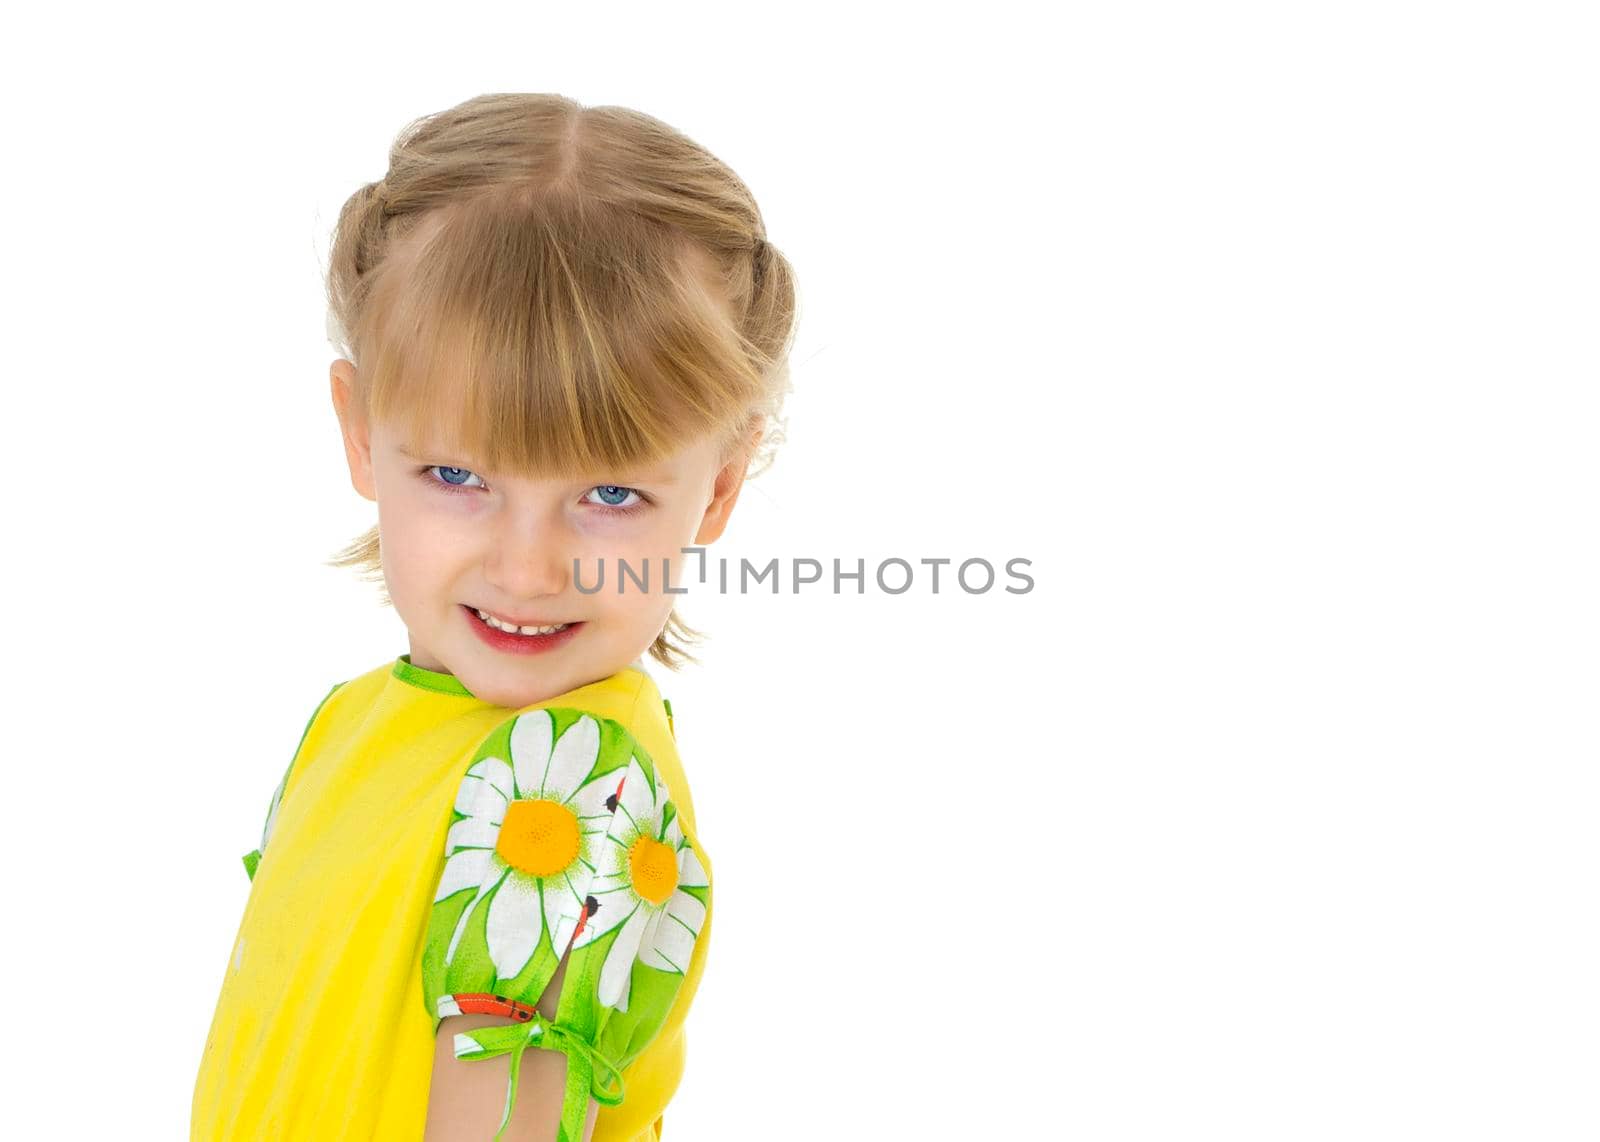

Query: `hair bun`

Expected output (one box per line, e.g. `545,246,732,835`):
751,236,769,288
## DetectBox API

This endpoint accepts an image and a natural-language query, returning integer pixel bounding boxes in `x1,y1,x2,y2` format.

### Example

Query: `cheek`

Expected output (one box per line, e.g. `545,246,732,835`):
591,506,699,550
571,518,691,608
376,493,472,587
569,515,652,559
576,521,691,591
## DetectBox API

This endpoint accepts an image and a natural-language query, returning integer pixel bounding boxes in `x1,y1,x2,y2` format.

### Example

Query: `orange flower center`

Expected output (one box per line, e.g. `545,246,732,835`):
497,799,581,878
629,837,680,905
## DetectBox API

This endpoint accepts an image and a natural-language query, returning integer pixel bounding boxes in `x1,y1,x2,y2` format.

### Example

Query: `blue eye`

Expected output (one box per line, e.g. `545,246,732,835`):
587,485,644,511
426,465,484,490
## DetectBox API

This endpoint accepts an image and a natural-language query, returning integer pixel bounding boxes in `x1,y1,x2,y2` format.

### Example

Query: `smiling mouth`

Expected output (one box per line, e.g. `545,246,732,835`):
465,606,579,637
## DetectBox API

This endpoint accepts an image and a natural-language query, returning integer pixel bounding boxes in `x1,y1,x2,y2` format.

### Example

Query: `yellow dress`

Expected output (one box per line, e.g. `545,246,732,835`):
191,654,712,1141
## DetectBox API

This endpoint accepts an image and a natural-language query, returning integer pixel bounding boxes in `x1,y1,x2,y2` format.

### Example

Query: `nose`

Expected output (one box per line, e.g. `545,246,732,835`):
482,506,571,601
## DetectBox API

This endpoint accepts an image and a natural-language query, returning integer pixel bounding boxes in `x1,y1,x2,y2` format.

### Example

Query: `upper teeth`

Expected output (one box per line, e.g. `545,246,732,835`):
475,609,570,636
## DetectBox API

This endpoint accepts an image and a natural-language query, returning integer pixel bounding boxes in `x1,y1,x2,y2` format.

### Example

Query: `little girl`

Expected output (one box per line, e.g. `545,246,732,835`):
190,93,795,1142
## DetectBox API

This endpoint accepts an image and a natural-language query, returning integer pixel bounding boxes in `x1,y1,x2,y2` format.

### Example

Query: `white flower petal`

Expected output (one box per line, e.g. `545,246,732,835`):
638,901,669,955
665,887,707,936
543,715,601,802
550,913,579,959
572,768,623,834
485,873,543,980
612,758,659,835
599,904,652,1009
435,848,496,902
572,882,636,948
541,873,587,958
642,891,703,974
663,810,684,849
508,710,554,799
446,815,502,853
677,845,709,889
455,759,512,819
587,845,628,890
609,892,655,964
641,926,692,974
446,865,508,965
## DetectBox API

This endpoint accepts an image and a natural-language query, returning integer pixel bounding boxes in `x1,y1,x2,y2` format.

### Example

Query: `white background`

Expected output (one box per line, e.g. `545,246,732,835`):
3,2,1596,1139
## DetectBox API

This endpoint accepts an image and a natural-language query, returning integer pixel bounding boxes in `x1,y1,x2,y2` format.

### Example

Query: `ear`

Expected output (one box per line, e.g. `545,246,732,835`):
693,428,764,546
330,359,377,502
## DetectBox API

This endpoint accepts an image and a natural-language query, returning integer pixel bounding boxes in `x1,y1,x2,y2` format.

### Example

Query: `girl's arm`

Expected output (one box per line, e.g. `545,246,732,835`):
423,948,599,1142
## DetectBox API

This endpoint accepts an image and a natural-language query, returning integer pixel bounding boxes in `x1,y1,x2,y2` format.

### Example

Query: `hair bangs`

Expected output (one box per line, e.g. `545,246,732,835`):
351,193,765,479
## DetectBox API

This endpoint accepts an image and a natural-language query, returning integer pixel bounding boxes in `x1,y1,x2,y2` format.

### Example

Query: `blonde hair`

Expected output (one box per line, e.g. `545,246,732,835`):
322,94,797,670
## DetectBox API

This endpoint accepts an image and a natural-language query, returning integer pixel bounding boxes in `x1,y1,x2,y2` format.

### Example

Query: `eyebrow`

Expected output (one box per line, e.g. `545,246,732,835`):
399,443,488,467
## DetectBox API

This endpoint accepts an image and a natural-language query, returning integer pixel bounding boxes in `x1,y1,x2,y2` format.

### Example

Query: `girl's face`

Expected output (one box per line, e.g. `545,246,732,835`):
330,360,753,707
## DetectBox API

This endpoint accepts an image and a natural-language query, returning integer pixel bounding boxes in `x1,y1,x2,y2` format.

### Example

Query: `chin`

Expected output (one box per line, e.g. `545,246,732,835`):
484,670,574,709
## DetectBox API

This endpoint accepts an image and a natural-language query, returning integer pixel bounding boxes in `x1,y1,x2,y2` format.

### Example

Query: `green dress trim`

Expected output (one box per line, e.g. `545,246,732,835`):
391,654,658,702
242,678,347,881
392,654,479,698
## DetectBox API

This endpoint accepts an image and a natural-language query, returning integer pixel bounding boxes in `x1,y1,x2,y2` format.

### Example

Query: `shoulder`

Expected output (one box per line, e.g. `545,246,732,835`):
242,674,356,880
472,666,680,818
420,671,711,1038
272,666,385,787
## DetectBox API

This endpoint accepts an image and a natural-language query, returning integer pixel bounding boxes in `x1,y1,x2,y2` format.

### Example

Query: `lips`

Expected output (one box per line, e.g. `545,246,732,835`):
462,605,583,656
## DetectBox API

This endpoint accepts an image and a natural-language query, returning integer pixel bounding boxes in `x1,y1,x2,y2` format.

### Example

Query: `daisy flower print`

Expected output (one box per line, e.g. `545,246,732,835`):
428,709,630,1000
574,754,710,1012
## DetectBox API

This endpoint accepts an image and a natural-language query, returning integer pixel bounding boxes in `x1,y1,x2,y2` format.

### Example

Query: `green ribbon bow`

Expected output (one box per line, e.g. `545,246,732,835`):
453,1014,626,1141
